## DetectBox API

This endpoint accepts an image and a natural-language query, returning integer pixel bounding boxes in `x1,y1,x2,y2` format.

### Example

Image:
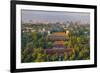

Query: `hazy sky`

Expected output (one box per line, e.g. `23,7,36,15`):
21,10,90,24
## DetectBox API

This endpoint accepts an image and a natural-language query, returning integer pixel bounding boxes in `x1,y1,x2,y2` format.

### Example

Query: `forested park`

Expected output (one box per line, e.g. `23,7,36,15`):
21,22,90,63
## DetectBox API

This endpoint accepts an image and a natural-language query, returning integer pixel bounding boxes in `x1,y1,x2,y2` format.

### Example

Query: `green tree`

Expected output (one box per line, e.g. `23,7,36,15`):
63,52,68,60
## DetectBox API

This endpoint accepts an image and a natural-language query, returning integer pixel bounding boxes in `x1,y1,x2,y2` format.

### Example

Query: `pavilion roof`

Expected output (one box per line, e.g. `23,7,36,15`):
53,41,64,45
52,32,66,36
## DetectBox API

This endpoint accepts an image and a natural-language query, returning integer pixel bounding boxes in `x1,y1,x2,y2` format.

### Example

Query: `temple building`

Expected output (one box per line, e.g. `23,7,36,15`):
48,31,68,49
44,31,74,56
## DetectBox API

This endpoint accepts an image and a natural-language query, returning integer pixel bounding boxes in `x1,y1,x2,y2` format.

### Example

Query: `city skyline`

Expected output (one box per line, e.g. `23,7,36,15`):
21,10,90,24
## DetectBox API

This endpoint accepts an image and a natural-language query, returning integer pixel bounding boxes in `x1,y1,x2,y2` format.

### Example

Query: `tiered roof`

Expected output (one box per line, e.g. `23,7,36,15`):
53,41,64,45
48,32,67,41
52,32,66,36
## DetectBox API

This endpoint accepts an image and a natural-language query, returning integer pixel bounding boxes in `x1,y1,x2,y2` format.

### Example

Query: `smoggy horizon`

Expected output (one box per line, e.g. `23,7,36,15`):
21,10,90,24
